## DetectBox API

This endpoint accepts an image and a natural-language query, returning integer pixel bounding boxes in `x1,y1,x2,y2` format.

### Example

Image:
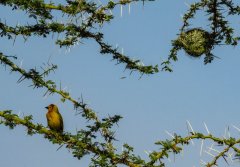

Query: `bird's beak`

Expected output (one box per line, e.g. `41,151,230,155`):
45,106,48,109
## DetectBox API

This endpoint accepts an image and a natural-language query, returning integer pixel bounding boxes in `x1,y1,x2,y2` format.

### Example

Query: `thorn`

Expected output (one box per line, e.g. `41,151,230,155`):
227,126,231,138
128,4,131,15
17,110,22,117
186,121,195,145
232,124,240,133
120,5,123,17
223,127,227,139
144,150,151,155
184,2,191,8
181,146,184,157
207,147,220,153
190,139,195,146
200,140,204,156
75,127,78,133
62,86,68,91
43,92,50,99
165,130,174,138
200,159,207,165
57,144,64,151
187,120,195,134
204,150,215,157
227,151,234,163
207,143,215,152
204,122,210,134
97,0,103,5
222,155,229,165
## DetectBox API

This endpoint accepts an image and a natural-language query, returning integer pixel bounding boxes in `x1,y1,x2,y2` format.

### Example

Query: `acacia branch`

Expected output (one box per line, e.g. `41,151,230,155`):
206,145,231,167
0,0,159,74
0,110,143,167
149,133,240,166
0,53,116,142
1,110,240,167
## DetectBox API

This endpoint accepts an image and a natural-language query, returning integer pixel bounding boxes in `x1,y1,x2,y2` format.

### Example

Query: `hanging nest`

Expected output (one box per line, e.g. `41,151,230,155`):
177,28,211,58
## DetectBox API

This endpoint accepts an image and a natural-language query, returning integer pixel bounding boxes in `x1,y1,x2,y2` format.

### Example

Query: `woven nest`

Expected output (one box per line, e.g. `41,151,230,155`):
177,28,210,58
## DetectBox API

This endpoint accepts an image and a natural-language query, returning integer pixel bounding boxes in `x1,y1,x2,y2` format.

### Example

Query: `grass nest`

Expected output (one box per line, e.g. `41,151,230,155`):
177,28,211,58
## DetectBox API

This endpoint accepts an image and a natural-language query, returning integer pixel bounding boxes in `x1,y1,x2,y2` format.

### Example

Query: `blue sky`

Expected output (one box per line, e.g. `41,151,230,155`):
1,0,240,166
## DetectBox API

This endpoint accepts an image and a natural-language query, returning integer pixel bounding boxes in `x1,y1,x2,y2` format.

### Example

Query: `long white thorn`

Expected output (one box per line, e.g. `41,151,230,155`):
144,150,149,155
165,130,174,139
62,86,68,91
97,0,103,5
207,147,220,153
128,4,131,15
121,48,124,54
200,159,207,165
223,127,227,139
190,139,195,146
204,150,215,157
200,140,204,156
228,151,234,163
207,143,215,153
120,5,123,17
184,2,191,8
181,146,184,157
232,124,240,133
17,111,22,117
19,59,24,68
187,120,195,134
227,126,231,138
109,9,113,15
204,122,210,134
186,120,195,145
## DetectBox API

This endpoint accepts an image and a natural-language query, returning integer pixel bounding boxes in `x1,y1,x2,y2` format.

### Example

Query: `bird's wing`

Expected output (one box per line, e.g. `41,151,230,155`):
59,112,64,132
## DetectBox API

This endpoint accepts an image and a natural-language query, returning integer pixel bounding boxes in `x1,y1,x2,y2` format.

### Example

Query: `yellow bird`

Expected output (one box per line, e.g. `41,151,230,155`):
45,104,64,133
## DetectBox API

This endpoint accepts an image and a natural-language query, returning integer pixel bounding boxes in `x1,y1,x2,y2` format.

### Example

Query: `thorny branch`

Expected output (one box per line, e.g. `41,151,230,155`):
0,0,159,74
1,0,240,166
1,110,240,167
0,52,117,143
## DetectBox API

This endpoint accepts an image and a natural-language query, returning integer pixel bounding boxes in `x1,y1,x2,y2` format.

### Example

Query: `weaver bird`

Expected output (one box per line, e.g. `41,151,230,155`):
45,104,64,133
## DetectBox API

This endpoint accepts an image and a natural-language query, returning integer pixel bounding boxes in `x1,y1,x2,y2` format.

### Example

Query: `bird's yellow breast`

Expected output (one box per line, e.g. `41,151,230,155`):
46,111,62,131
